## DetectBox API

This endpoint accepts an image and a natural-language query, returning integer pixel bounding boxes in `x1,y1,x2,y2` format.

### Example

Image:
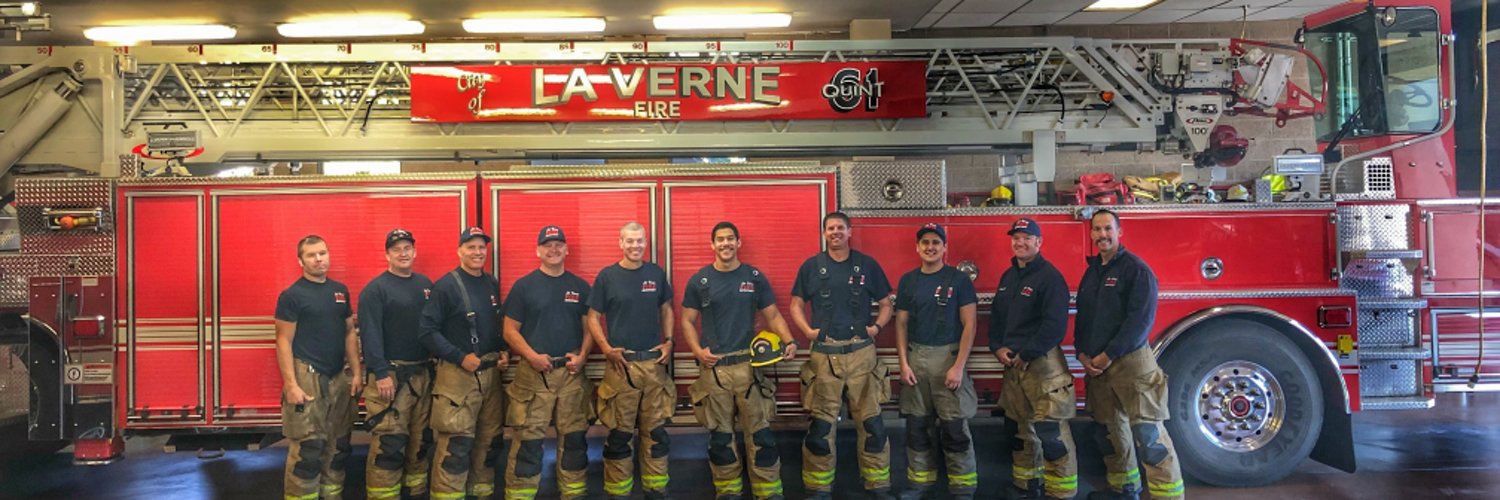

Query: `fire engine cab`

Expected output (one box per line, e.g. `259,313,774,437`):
0,0,1494,490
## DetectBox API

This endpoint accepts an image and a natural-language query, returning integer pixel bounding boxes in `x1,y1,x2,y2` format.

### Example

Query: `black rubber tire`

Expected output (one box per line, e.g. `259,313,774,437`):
1158,318,1324,487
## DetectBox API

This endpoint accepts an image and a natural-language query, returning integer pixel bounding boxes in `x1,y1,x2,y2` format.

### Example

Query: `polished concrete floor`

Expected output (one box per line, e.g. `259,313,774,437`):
1,393,1497,499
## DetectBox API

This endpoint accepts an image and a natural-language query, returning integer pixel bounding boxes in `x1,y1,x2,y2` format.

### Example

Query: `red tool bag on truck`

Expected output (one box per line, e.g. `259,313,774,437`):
1073,173,1134,205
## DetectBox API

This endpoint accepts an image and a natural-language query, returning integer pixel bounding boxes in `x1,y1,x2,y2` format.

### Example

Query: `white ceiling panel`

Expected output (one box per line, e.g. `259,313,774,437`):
1119,8,1199,24
1216,0,1294,7
952,0,1028,13
1015,0,1097,14
995,11,1074,26
1152,0,1233,9
933,12,1010,27
915,11,948,28
1057,11,1135,24
1277,0,1350,6
1249,5,1332,20
933,0,966,10
1177,7,1267,22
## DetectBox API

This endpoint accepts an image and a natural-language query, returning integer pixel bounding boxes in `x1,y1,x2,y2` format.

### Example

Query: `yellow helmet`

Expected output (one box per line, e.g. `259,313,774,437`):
749,331,786,367
991,185,1012,200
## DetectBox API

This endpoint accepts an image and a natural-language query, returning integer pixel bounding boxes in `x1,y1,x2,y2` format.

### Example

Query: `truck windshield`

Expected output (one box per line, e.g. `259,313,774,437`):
1306,7,1442,142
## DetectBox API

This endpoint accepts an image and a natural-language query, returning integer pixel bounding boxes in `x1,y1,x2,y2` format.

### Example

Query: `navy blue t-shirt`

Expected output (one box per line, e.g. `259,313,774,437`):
420,269,504,365
895,266,978,346
588,262,674,352
505,269,591,357
359,271,434,379
683,263,776,355
275,277,353,376
791,251,892,341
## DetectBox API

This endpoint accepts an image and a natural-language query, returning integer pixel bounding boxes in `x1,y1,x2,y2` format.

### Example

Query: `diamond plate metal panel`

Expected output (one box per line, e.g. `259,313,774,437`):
119,155,139,178
1358,359,1421,397
16,178,114,207
15,178,115,256
1341,258,1415,298
1332,158,1396,201
838,160,946,210
1337,204,1410,251
1357,308,1418,347
0,255,116,308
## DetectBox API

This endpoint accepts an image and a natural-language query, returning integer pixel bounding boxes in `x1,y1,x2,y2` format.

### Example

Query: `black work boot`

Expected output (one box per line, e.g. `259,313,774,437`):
1005,479,1044,499
805,492,833,500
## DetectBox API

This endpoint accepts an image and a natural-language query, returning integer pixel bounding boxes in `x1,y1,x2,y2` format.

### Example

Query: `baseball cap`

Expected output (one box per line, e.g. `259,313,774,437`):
459,226,491,245
915,223,947,243
537,225,566,245
1007,218,1042,237
385,228,415,249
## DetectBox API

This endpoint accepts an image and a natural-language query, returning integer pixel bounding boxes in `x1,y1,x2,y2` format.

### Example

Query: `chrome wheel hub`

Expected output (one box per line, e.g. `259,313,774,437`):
1195,361,1285,452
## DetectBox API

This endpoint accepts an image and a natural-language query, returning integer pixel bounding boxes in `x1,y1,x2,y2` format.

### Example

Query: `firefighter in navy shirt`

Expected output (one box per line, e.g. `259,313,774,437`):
503,225,595,500
893,224,979,500
587,222,676,500
990,219,1077,500
420,226,507,500
1074,209,1182,500
275,235,361,500
789,212,894,499
359,229,436,499
681,221,795,500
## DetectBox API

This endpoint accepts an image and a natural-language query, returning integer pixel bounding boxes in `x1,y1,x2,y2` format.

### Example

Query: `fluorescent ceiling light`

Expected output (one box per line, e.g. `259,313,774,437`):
653,13,791,30
83,24,236,44
463,17,606,33
1084,0,1162,10
277,19,425,38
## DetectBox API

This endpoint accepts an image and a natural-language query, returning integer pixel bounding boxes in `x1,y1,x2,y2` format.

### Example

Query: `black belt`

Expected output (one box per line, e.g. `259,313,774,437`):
714,353,752,366
624,349,663,362
812,338,873,355
549,357,570,369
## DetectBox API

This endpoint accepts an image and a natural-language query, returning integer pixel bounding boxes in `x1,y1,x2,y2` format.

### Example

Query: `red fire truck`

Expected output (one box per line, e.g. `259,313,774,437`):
0,0,1493,489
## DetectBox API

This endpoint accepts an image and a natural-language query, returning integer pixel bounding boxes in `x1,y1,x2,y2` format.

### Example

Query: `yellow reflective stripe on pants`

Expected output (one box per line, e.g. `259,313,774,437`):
319,484,343,496
1013,464,1043,480
1046,474,1079,492
404,472,428,489
431,492,467,500
862,467,891,483
642,474,670,490
366,484,402,499
751,479,784,497
561,481,588,497
803,469,835,488
284,494,319,500
505,488,538,500
1150,479,1185,497
469,483,495,497
950,472,978,487
1108,469,1142,489
605,477,635,496
908,469,936,485
714,478,744,494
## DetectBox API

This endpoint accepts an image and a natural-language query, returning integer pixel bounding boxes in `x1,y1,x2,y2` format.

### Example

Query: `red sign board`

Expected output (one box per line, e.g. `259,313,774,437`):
409,61,928,122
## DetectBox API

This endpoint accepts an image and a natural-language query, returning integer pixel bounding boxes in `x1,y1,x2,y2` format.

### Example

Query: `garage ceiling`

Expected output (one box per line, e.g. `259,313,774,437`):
7,0,1353,45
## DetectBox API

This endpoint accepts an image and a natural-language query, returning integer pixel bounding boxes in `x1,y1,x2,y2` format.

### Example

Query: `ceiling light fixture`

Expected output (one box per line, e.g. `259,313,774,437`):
653,13,791,30
1083,0,1163,11
83,24,236,44
463,17,606,33
277,18,425,38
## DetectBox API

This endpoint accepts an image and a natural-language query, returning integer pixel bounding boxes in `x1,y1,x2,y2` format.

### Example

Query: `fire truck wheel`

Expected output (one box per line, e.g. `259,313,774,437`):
1158,318,1324,487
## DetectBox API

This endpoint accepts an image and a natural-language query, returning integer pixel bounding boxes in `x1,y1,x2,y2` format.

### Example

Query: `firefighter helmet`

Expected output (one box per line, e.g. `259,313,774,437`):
982,185,1013,207
1226,184,1251,202
749,331,786,367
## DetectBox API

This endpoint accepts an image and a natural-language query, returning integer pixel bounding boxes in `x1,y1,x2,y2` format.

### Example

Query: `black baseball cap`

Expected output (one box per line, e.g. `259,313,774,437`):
1007,218,1042,237
916,223,947,243
385,228,415,249
459,226,491,245
538,225,566,245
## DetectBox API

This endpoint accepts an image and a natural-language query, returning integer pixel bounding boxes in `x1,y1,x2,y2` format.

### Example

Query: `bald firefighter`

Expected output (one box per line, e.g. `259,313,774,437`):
588,222,676,500
360,229,436,499
895,224,980,500
682,221,796,500
420,227,508,500
276,235,362,500
1076,210,1183,500
992,219,1077,500
789,212,895,499
503,225,595,500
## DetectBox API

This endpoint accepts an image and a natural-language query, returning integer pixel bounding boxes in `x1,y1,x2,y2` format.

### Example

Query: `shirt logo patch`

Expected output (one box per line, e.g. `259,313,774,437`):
564,291,580,303
334,292,346,303
423,288,431,300
641,280,658,293
1021,286,1034,297
491,295,498,306
849,275,866,286
933,286,953,298
739,281,755,293
1105,277,1118,287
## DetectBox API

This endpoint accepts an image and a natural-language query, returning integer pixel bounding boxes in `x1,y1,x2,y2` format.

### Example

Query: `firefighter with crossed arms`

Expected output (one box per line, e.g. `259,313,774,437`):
503,225,595,500
419,227,508,500
276,235,362,500
587,222,677,500
359,229,437,499
682,221,797,500
991,218,1078,500
789,212,895,499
